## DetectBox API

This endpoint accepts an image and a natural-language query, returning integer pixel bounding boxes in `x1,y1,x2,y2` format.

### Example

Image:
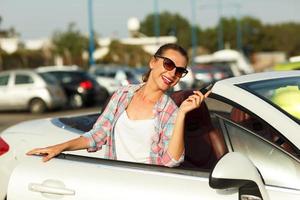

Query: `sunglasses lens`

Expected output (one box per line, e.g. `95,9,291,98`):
156,55,188,78
163,58,175,71
175,68,187,78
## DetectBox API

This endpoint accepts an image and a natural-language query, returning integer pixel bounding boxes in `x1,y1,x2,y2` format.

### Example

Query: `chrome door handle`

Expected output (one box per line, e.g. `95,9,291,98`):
29,179,75,196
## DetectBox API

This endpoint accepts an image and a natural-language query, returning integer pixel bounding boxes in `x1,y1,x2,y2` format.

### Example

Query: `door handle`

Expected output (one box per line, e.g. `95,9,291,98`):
29,179,75,196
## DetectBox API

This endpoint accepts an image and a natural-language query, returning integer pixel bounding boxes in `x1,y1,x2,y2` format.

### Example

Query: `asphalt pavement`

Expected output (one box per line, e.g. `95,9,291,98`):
0,106,101,132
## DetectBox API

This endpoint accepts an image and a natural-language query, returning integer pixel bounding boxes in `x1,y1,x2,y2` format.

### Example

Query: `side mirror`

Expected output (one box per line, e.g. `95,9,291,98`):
209,152,270,200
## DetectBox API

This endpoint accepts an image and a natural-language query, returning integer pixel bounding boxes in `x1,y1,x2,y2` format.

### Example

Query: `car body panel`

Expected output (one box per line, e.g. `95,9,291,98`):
7,156,236,200
1,71,300,199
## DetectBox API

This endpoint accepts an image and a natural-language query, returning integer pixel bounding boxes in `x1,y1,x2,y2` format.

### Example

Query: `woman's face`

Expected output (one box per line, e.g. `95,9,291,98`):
149,49,187,91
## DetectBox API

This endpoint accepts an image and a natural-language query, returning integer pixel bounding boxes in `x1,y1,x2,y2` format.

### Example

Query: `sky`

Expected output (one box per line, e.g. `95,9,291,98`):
1,0,300,40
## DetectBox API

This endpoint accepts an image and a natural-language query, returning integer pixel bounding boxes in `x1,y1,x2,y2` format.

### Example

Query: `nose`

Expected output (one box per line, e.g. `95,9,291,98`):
168,67,177,78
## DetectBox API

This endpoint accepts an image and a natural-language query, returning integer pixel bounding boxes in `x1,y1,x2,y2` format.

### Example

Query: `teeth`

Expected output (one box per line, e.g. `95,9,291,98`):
162,76,172,84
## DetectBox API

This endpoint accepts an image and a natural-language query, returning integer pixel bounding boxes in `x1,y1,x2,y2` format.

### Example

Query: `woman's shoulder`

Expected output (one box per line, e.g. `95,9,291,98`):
115,83,144,94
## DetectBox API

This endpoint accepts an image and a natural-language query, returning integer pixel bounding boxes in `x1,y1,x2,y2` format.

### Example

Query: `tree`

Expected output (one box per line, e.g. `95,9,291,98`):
102,40,151,67
140,11,197,49
262,23,300,56
52,23,90,66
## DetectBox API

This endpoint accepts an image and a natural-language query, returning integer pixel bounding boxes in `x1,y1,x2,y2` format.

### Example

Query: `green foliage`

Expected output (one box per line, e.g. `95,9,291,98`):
140,13,300,57
140,11,196,49
102,40,151,67
0,50,49,70
52,23,90,66
261,23,300,56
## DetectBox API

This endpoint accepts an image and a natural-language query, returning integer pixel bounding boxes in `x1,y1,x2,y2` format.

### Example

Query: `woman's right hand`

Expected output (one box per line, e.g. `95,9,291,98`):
26,145,63,162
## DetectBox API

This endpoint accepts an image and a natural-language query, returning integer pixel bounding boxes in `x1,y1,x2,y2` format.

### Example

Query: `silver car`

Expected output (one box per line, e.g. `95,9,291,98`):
0,69,67,113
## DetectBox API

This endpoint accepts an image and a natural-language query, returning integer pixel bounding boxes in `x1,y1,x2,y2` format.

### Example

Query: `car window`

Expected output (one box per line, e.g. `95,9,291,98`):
15,74,34,84
207,97,300,158
94,69,115,78
48,71,90,84
38,72,58,85
223,119,300,190
0,74,9,86
238,76,300,123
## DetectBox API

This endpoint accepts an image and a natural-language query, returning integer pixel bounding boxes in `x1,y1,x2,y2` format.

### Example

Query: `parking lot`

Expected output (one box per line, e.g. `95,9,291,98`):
0,106,100,132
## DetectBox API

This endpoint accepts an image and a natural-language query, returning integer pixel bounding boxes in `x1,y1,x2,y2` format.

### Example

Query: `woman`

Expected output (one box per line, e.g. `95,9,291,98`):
27,43,210,167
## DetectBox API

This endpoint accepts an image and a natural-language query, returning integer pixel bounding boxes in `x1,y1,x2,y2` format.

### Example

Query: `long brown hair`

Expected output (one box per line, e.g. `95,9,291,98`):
142,43,189,82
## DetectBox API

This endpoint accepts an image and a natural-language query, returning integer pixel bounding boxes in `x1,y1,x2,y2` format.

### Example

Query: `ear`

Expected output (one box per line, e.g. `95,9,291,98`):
149,57,157,69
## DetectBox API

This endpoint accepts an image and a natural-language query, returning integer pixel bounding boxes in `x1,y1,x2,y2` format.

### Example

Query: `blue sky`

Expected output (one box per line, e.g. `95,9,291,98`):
1,0,300,40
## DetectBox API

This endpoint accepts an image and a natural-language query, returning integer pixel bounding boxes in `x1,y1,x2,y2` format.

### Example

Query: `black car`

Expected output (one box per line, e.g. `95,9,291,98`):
38,67,109,108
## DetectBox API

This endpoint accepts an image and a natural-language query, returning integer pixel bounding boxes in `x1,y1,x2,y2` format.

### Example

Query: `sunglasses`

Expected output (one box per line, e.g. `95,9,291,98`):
154,55,188,78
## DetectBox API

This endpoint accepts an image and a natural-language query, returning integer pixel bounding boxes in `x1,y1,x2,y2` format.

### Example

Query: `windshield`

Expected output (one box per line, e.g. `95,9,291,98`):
238,76,300,124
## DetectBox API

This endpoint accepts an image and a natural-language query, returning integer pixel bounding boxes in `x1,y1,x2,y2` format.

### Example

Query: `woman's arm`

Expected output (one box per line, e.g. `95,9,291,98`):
26,136,90,162
167,90,211,161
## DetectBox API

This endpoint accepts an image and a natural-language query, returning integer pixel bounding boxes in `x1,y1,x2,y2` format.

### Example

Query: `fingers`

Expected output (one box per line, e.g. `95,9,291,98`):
26,147,56,162
26,148,47,156
43,153,55,162
204,90,212,98
185,93,201,108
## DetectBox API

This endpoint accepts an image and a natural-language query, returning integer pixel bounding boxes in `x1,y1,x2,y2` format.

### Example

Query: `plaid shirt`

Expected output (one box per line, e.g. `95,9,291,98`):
83,84,184,167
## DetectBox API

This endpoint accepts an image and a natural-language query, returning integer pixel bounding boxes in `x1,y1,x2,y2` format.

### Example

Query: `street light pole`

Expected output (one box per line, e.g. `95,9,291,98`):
190,0,197,65
88,0,95,67
217,0,224,50
153,0,160,42
235,2,242,51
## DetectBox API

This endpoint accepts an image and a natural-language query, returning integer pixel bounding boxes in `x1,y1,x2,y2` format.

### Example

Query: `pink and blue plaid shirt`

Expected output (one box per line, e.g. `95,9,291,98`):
83,84,184,167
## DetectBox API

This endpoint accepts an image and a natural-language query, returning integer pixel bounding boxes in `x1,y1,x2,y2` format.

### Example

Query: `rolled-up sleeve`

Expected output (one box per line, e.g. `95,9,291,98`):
82,91,119,152
150,105,185,167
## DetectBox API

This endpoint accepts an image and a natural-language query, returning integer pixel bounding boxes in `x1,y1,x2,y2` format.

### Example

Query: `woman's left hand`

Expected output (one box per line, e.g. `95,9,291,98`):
179,90,211,114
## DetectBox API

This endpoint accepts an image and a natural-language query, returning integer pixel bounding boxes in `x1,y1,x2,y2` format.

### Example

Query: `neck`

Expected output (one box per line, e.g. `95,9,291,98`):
137,83,163,104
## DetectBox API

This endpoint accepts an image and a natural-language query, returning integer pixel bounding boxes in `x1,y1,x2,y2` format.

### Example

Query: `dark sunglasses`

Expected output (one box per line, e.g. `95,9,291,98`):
154,55,188,78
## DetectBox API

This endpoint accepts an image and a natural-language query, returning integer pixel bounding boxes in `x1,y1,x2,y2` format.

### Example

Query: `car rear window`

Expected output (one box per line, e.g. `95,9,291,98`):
38,72,58,85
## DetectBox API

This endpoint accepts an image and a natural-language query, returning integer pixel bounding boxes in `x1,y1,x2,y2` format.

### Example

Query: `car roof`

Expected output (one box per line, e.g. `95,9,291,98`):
36,65,80,72
216,71,300,85
0,69,39,75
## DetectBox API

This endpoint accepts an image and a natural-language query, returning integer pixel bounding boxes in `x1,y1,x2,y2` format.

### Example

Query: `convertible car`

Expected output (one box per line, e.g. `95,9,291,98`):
0,71,300,200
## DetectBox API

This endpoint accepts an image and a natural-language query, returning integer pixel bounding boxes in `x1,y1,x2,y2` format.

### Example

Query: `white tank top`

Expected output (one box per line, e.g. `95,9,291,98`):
114,111,155,163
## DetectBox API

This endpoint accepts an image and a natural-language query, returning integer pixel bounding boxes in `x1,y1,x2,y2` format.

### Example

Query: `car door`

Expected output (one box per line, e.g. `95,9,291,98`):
0,73,11,109
208,97,300,200
7,155,237,200
9,73,35,108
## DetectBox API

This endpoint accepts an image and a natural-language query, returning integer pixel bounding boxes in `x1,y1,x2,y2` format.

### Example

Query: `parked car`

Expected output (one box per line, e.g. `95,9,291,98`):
0,69,66,113
89,65,140,94
194,49,254,76
37,66,109,108
273,61,300,71
1,71,300,199
191,65,232,88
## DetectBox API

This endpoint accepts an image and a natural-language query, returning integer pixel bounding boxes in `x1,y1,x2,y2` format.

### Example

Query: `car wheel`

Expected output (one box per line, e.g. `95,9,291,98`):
70,94,83,108
29,99,47,114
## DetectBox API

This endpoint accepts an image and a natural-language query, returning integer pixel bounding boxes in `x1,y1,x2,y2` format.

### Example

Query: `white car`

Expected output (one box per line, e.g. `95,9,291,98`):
1,71,300,200
89,65,140,94
0,69,67,113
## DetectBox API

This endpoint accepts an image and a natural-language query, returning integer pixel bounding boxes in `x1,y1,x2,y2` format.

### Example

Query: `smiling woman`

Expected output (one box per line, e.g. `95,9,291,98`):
26,43,211,167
